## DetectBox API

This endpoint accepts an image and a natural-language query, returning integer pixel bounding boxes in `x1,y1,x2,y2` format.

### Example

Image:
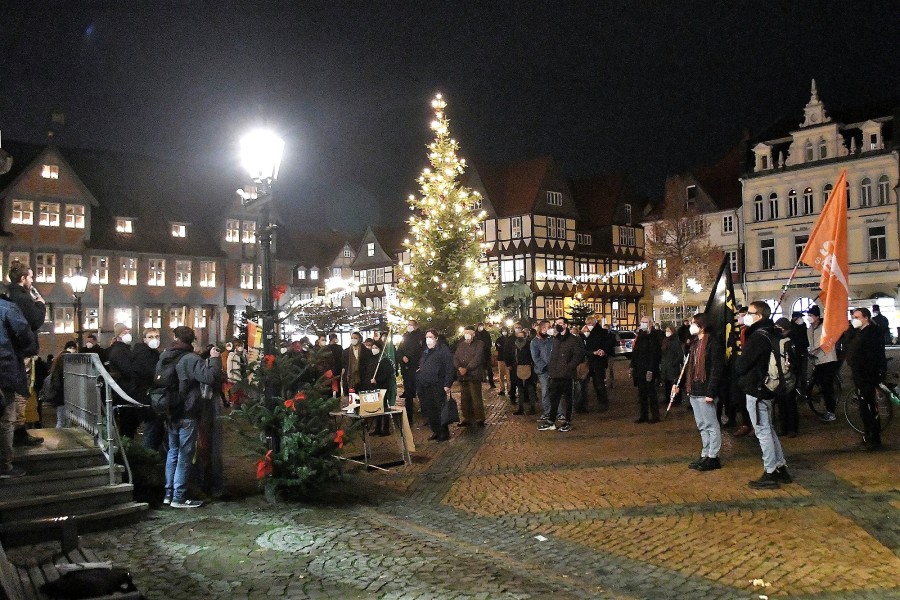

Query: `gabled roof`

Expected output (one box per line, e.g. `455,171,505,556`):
351,225,408,269
686,142,743,211
569,171,643,229
278,229,360,267
476,156,555,217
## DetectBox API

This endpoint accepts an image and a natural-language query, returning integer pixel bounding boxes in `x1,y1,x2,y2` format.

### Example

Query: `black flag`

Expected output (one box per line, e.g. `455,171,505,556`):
704,257,737,361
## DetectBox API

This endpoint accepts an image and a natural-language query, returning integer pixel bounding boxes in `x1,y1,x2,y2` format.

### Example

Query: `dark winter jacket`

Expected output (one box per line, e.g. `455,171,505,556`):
547,331,585,379
106,341,136,397
0,299,36,396
847,323,887,389
735,317,776,397
495,334,511,362
871,312,891,345
500,335,518,365
161,342,222,420
583,326,616,369
398,328,426,372
678,335,725,398
454,338,485,381
359,350,394,391
475,329,492,360
659,335,685,382
630,329,662,381
416,343,455,390
132,343,161,405
4,283,43,356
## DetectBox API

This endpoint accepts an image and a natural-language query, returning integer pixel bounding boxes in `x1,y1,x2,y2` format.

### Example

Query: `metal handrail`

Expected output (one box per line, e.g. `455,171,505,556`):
61,353,145,486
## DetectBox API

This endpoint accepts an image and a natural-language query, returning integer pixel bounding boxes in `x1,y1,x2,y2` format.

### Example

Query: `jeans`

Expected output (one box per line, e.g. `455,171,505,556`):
0,390,16,471
689,395,721,458
548,378,575,423
143,415,166,453
746,394,785,473
165,417,199,503
537,372,550,418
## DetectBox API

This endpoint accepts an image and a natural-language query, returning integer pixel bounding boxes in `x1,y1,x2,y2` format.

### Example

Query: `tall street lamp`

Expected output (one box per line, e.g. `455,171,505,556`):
69,268,89,348
239,129,284,450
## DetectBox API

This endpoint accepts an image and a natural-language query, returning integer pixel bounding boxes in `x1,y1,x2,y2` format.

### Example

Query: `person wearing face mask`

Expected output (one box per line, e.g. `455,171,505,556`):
342,332,365,396
502,324,524,406
630,316,662,423
530,320,554,421
660,325,686,407
736,301,791,489
870,304,892,345
398,320,426,426
453,325,486,426
361,339,394,436
132,328,164,450
416,329,455,442
582,317,616,412
43,341,78,428
846,307,887,450
495,327,512,396
786,311,810,404
512,325,537,415
672,313,724,471
805,305,839,423
106,323,140,438
475,323,495,388
538,317,585,432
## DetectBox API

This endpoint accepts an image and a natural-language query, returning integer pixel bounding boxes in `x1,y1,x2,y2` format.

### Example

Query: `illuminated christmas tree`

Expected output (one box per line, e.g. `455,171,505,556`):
396,94,492,335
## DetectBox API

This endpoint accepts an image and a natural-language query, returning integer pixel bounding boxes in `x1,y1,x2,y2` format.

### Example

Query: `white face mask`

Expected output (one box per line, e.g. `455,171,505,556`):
426,337,436,348
350,338,359,346
743,314,756,327
804,316,814,325
280,347,288,354
147,339,160,349
464,334,473,341
66,347,77,353
665,331,673,338
478,326,484,331
372,347,381,355
851,318,863,329
547,328,557,337
120,333,132,345
587,325,594,331
689,324,701,336
407,326,415,333
85,342,94,349
639,323,649,331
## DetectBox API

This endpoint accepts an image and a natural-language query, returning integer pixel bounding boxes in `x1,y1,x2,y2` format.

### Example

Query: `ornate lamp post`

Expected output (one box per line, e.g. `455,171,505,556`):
239,129,284,450
68,268,89,348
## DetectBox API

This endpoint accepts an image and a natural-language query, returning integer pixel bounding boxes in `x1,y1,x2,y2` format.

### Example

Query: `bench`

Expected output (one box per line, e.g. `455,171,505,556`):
0,517,141,600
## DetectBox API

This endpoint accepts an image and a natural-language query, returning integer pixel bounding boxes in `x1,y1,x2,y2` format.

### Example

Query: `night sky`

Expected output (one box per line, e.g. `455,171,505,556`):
2,2,899,231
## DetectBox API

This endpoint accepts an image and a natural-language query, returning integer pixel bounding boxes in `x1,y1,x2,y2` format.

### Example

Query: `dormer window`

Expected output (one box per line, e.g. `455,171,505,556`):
116,218,134,233
343,248,352,258
171,223,187,238
546,191,562,206
805,141,814,162
818,139,827,159
297,267,306,280
624,204,632,224
870,134,878,150
367,242,375,257
41,164,59,179
472,197,482,210
761,156,768,169
310,268,319,280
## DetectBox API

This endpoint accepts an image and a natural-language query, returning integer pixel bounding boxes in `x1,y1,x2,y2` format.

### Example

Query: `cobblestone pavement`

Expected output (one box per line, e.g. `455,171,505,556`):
80,360,900,599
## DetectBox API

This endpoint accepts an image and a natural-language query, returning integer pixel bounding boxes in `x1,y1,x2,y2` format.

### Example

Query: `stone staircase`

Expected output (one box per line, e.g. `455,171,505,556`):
0,428,148,539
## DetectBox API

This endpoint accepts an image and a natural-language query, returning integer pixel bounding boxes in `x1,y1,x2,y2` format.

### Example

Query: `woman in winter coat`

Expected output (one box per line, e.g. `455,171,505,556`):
45,341,78,428
659,325,686,406
416,330,456,442
512,329,537,415
672,313,724,471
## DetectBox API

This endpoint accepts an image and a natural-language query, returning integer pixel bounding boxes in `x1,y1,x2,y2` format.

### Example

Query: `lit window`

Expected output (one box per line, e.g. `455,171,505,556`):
256,270,262,290
500,256,526,283
175,260,192,287
788,190,798,217
62,255,82,280
11,201,33,225
803,188,814,214
39,202,60,227
53,307,74,334
511,216,522,239
35,253,56,283
726,251,738,274
41,164,59,179
472,197,482,210
761,238,775,270
545,257,565,278
169,308,184,329
171,223,186,238
240,263,255,289
546,191,562,206
618,226,636,246
195,308,208,330
200,261,216,287
367,242,375,257
869,226,886,260
878,175,890,205
120,257,137,286
90,256,109,285
241,221,256,244
343,248,352,258
297,268,306,280
65,204,85,229
310,268,319,280
225,219,240,242
116,218,134,233
144,308,162,329
148,259,166,286
113,308,133,329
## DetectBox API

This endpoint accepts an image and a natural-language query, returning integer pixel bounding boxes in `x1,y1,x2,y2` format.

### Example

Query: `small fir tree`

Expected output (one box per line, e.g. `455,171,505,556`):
396,94,492,334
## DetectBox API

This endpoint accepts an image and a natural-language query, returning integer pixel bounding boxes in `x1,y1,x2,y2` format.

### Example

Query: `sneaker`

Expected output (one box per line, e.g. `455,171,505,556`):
170,499,203,509
555,414,566,423
696,457,721,471
558,422,571,432
688,457,707,470
748,471,780,489
0,465,26,479
537,420,556,431
775,465,793,484
820,411,837,423
163,496,172,505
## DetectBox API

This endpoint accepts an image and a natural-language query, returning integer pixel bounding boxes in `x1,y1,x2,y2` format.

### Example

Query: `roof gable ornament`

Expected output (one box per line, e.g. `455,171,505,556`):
801,78,830,127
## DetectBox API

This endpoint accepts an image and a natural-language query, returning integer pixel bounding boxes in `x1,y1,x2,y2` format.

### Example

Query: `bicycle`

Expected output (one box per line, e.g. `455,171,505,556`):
841,371,898,435
795,354,843,417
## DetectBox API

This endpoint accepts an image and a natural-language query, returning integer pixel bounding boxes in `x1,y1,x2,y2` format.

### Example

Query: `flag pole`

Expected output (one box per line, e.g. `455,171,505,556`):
773,257,804,316
664,352,689,419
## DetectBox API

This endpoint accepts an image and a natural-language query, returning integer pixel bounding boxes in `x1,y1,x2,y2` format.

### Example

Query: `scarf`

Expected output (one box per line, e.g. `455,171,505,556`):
686,335,708,394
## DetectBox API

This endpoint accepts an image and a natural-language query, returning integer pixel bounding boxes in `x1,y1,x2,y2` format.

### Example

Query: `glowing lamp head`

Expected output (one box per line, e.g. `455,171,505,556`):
69,269,88,295
240,130,284,183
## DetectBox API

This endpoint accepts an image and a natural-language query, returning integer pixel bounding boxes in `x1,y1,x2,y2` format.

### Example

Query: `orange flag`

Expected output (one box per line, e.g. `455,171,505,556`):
798,170,849,353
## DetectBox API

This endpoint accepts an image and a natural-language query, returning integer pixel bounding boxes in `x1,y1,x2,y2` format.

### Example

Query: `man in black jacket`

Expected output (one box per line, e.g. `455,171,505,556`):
630,315,662,423
475,323,495,388
132,328,163,450
870,304,892,345
847,307,887,449
107,323,140,438
538,317,585,433
5,260,45,447
398,319,426,425
582,317,616,411
736,301,791,489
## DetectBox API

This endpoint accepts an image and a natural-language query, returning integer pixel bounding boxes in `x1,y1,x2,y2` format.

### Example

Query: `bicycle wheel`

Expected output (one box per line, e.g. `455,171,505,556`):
843,385,895,434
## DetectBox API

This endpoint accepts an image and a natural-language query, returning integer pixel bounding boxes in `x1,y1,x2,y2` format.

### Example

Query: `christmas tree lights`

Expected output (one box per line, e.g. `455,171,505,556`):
395,94,493,334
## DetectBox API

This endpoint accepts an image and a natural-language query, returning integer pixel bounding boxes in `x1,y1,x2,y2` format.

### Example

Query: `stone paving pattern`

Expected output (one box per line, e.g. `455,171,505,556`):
78,360,900,599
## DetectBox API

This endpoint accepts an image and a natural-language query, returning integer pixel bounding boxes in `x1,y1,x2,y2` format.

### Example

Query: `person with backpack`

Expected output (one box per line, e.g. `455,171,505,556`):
735,301,791,489
156,326,222,508
672,313,724,471
774,318,800,437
